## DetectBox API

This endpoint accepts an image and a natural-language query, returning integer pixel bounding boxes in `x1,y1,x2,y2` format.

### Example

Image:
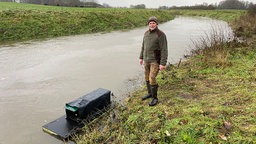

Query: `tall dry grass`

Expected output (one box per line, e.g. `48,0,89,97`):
188,23,248,68
232,14,256,38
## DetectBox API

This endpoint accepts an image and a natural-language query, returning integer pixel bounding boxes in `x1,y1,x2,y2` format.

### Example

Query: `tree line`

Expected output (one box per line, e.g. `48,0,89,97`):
0,0,102,7
0,0,255,10
160,0,255,10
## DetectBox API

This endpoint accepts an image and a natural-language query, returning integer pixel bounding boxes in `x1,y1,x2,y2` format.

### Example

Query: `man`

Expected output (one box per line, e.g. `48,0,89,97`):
139,16,168,106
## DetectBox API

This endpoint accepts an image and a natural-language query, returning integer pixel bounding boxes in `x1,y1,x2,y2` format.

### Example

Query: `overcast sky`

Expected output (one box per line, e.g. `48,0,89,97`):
98,0,256,8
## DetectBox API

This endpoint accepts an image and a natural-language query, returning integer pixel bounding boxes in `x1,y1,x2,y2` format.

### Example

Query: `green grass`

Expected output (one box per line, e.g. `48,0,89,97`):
74,40,256,144
0,2,246,45
73,12,256,144
176,9,246,22
0,2,175,44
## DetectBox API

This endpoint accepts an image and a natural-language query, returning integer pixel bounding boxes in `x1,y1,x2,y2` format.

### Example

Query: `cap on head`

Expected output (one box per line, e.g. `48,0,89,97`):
147,16,158,25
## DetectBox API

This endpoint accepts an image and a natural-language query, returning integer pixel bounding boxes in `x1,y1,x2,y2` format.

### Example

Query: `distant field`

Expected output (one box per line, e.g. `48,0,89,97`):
0,2,154,12
0,2,100,11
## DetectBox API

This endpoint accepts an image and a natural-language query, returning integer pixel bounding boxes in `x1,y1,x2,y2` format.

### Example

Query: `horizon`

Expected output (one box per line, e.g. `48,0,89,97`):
98,0,256,8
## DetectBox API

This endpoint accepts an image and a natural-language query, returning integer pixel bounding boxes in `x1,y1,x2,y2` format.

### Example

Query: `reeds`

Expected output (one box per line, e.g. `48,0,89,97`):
232,13,256,38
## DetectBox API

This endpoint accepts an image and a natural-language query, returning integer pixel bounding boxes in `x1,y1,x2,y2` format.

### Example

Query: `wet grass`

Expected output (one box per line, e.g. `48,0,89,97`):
73,12,256,143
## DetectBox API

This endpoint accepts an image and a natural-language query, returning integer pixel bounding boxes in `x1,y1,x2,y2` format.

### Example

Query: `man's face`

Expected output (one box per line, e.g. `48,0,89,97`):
148,21,157,31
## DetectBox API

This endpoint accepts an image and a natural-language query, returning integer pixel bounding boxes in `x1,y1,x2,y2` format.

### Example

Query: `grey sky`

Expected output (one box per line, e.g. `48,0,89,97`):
98,0,256,8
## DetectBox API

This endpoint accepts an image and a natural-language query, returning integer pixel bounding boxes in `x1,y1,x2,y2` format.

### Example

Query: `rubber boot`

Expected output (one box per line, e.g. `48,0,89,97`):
149,85,158,106
141,81,152,101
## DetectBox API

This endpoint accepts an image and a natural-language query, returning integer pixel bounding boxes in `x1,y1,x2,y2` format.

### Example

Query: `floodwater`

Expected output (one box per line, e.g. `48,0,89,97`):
0,16,232,144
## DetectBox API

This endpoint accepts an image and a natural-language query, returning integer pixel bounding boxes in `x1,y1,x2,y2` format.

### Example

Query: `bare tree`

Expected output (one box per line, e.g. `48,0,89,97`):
79,0,98,3
248,3,256,14
130,4,146,9
218,0,247,9
0,0,16,2
102,3,111,8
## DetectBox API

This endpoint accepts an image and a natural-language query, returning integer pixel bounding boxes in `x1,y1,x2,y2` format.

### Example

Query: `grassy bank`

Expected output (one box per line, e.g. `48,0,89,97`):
0,2,245,45
176,9,245,22
73,11,256,144
0,2,174,44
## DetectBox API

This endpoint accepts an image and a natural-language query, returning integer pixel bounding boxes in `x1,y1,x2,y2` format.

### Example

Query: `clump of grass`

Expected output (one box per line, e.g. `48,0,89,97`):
188,23,250,68
232,13,256,39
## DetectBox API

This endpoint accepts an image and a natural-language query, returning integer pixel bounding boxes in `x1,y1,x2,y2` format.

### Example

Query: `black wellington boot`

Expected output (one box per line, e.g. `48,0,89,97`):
149,85,158,106
141,81,152,101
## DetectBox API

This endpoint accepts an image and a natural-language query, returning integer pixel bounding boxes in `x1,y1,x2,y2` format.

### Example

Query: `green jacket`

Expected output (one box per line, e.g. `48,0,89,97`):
139,27,168,66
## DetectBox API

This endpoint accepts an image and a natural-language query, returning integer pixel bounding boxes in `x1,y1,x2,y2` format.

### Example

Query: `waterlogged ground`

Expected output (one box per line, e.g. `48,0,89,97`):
0,16,233,144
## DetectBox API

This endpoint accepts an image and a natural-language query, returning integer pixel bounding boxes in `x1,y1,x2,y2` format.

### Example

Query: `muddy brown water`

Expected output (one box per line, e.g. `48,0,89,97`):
0,16,233,144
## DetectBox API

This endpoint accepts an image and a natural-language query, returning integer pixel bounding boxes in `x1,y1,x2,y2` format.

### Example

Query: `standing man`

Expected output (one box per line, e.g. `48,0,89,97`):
139,16,168,106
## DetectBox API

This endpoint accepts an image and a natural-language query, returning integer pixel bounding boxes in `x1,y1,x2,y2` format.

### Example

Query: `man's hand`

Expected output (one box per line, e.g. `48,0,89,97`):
159,65,166,71
139,59,143,65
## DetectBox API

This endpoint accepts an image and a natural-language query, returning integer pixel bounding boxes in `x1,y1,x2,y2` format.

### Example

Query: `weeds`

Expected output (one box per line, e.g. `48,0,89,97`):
188,22,251,69
232,13,256,39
